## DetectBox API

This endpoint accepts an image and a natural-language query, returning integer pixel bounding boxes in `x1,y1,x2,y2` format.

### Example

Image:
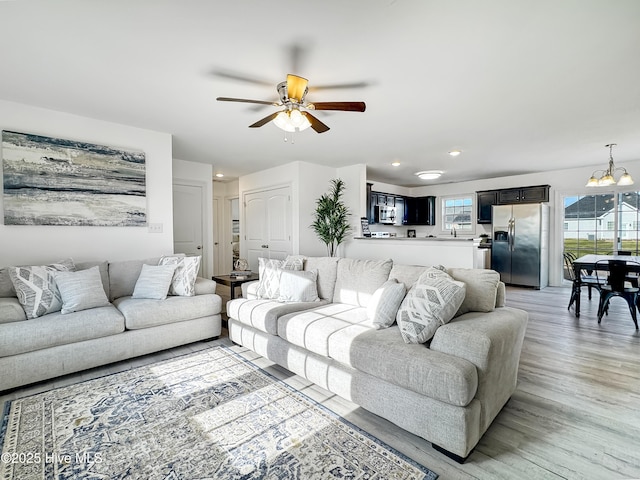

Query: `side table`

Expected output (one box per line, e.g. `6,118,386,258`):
212,273,260,300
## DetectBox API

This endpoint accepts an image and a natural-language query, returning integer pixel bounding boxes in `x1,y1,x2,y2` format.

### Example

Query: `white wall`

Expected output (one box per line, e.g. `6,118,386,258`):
0,99,174,266
172,158,213,277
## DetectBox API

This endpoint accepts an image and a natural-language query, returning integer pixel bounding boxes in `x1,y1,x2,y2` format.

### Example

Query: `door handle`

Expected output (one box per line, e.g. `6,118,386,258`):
197,245,202,250
261,244,269,248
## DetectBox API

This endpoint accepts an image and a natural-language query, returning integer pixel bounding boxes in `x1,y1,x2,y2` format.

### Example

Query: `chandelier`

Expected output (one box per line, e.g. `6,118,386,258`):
586,144,633,187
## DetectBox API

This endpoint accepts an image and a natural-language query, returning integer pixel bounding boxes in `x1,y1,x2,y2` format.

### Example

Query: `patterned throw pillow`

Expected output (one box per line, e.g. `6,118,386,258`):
8,258,76,319
367,279,407,329
54,266,110,314
257,263,283,299
278,269,319,303
256,257,304,299
132,264,178,300
396,267,466,344
159,255,201,296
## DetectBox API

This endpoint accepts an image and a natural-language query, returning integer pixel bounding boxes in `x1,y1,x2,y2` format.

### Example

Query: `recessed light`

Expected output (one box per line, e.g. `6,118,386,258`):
215,173,224,178
448,150,462,157
415,170,443,180
391,161,401,167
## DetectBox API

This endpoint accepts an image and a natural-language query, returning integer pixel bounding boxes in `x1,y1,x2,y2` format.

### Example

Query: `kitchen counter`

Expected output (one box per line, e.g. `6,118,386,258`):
345,237,489,269
354,236,476,241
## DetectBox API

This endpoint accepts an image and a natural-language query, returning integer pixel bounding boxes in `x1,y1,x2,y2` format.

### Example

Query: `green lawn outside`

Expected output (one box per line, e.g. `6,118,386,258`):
564,238,639,257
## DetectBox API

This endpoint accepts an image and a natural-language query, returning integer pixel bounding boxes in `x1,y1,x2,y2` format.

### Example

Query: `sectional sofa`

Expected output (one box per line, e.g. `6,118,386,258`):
0,257,222,392
226,256,528,462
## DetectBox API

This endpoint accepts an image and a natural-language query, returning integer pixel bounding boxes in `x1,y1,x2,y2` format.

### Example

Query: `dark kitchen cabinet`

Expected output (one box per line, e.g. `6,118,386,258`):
497,185,549,204
476,185,550,223
405,196,436,225
368,188,405,224
476,190,497,224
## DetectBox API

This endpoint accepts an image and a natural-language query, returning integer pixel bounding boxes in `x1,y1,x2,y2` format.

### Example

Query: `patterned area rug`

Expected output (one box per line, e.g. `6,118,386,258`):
1,346,438,479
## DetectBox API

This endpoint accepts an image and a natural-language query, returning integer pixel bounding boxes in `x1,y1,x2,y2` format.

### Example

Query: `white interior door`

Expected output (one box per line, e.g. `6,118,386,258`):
244,186,292,273
173,183,204,275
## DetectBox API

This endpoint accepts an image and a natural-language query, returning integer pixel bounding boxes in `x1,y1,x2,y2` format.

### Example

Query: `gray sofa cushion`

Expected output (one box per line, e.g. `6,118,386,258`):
0,297,27,323
108,257,161,301
114,294,221,330
327,326,478,406
303,257,340,301
0,305,125,357
389,264,427,290
0,267,16,298
447,268,500,316
227,297,328,335
277,303,370,357
332,258,393,307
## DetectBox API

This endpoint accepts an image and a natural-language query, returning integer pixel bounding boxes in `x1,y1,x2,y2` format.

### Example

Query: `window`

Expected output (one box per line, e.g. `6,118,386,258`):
563,192,640,257
441,195,474,233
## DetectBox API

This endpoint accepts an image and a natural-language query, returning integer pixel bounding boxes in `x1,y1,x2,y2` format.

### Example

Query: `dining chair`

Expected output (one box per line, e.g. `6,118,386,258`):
564,252,600,311
594,259,640,329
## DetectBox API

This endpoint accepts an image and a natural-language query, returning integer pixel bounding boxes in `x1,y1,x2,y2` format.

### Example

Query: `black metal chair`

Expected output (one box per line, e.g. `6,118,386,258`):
595,259,640,329
564,252,600,311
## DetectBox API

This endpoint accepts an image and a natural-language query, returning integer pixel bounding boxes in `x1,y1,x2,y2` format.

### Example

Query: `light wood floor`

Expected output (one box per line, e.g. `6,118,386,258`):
2,285,639,479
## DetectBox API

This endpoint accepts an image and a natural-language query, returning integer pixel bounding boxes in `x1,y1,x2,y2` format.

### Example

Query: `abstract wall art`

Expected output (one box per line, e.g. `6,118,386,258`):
2,130,146,226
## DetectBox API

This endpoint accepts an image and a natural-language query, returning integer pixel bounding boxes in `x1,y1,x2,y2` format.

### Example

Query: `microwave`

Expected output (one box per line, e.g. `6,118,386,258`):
375,205,397,224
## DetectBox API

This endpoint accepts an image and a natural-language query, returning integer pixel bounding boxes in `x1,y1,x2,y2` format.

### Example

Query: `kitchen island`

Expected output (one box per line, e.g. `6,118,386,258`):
345,237,489,269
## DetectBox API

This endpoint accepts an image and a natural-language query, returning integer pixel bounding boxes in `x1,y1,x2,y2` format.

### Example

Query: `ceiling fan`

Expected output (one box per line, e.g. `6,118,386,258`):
216,74,366,134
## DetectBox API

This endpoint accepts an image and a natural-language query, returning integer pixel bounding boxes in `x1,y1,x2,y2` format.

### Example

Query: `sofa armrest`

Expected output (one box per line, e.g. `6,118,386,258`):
194,277,217,295
241,280,260,299
430,306,528,430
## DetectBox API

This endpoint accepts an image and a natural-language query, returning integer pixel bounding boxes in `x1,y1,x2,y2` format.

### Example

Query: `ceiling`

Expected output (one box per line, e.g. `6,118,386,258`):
1,0,639,187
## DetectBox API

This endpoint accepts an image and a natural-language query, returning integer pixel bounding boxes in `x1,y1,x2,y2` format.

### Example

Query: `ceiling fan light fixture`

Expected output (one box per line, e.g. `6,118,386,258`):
416,170,443,180
273,109,311,132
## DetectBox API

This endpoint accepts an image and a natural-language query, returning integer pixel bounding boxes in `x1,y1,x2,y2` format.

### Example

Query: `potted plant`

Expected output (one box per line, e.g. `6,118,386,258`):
310,178,352,257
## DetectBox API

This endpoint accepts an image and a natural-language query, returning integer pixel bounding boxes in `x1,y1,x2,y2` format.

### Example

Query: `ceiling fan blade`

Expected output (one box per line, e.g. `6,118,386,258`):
302,112,330,133
309,81,371,91
210,69,273,87
249,112,280,128
308,102,366,112
287,74,309,102
217,97,279,106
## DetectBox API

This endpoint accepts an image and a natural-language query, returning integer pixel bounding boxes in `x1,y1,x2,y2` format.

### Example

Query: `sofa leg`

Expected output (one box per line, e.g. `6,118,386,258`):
432,443,472,463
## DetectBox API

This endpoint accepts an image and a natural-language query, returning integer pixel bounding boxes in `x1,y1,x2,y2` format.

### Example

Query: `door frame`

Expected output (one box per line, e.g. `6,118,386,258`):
172,178,213,279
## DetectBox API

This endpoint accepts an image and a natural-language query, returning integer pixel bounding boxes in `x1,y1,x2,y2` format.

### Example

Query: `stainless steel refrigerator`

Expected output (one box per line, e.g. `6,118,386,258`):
491,204,549,289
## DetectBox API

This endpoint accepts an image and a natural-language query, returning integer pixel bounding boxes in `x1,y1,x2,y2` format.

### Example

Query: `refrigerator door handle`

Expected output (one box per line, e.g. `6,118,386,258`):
509,218,515,251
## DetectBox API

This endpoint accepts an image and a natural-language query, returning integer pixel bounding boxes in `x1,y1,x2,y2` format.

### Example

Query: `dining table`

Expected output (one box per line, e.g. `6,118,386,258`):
570,254,640,317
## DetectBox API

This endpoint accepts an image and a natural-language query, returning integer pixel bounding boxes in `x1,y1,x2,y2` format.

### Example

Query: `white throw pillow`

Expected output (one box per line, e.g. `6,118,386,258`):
367,279,406,329
278,269,319,303
159,255,201,296
8,258,76,319
54,266,110,314
396,267,466,344
132,264,178,300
